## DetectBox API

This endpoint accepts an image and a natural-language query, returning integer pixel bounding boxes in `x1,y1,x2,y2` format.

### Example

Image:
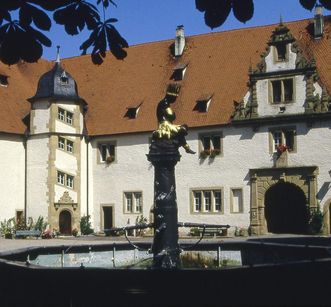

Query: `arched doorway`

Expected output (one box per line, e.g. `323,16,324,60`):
265,182,309,234
59,210,72,235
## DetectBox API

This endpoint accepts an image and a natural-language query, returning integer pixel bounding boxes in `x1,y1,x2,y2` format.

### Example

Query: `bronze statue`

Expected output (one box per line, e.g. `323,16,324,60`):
153,98,195,154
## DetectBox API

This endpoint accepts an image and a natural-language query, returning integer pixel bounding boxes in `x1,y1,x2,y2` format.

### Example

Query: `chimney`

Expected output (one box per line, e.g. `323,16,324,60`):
174,25,185,57
314,4,324,39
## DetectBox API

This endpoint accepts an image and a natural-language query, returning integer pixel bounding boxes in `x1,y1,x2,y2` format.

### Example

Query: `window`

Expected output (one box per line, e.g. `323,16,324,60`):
231,189,243,213
66,140,74,153
172,63,187,81
270,128,296,153
270,79,294,103
58,107,74,125
99,143,116,163
60,72,69,85
66,175,74,189
191,189,223,214
58,108,65,121
57,171,65,185
194,94,212,113
58,137,74,153
0,74,8,87
200,133,222,158
125,105,141,119
58,137,65,150
57,171,74,189
275,44,287,61
124,192,143,214
66,112,73,125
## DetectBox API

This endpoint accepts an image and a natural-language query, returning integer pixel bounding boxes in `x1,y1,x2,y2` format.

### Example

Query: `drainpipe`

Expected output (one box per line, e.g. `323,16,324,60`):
86,135,89,217
23,131,28,226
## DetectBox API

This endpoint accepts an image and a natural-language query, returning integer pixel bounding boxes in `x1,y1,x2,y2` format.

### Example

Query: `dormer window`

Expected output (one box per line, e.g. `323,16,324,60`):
270,79,293,104
172,63,188,81
60,71,69,85
0,74,8,87
275,44,287,61
194,95,212,112
125,103,142,119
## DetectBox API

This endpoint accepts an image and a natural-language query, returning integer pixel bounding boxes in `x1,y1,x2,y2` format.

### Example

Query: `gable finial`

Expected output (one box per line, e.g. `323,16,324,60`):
56,45,61,63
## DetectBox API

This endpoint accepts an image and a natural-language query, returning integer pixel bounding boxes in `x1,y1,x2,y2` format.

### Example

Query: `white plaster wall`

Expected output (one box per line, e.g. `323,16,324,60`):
0,135,25,220
90,120,331,234
54,185,77,203
55,148,78,175
55,121,77,134
91,133,154,231
80,138,88,217
265,45,296,72
257,75,306,117
32,101,50,134
26,136,49,220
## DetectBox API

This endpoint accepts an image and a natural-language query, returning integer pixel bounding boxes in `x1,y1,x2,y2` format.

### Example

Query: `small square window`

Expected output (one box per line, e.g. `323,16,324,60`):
270,128,296,153
271,79,294,104
200,133,222,158
124,192,143,214
99,143,116,163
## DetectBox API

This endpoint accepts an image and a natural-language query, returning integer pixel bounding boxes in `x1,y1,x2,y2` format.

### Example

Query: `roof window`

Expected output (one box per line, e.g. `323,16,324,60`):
194,95,212,112
125,103,142,119
0,74,9,87
60,71,69,85
172,63,188,81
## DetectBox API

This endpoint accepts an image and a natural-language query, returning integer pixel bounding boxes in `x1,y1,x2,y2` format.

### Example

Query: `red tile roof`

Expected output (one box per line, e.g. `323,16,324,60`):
1,17,331,136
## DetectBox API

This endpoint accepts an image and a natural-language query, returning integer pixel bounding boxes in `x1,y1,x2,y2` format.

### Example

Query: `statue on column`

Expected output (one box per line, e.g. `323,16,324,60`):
152,98,195,154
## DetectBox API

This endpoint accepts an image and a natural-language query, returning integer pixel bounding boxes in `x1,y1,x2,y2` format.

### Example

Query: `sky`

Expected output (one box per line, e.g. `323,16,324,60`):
43,0,322,61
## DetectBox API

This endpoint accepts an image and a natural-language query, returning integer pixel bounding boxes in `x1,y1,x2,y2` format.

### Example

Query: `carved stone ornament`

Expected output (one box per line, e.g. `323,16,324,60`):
58,191,74,204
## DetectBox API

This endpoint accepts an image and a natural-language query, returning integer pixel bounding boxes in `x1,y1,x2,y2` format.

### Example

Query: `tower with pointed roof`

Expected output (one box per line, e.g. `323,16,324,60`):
26,47,86,234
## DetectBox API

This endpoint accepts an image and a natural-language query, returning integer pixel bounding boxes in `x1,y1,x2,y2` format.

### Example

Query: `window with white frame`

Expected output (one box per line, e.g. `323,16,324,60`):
270,128,296,153
58,136,74,153
124,192,143,214
99,143,116,163
270,79,294,104
57,171,65,185
66,140,74,153
58,107,74,125
58,137,65,150
57,171,74,189
231,188,243,213
200,133,222,158
191,189,223,213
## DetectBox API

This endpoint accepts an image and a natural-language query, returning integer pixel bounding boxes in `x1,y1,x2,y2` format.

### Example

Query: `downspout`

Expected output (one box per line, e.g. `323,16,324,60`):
23,132,28,226
86,135,89,217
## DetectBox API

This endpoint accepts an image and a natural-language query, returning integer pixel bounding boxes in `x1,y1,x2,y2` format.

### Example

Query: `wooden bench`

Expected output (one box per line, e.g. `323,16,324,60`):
15,230,41,239
190,227,228,238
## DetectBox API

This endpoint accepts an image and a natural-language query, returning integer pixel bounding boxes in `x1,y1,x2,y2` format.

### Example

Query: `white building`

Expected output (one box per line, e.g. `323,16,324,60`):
1,13,331,236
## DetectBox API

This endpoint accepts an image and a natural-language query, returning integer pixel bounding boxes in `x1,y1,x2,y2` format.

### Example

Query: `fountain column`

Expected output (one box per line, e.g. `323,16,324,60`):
147,139,181,269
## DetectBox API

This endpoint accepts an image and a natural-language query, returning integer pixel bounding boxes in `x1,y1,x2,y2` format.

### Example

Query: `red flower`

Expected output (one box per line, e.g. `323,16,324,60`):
276,144,288,154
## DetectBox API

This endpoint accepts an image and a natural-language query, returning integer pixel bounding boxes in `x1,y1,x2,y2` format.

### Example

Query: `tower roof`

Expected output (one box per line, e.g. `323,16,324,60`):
28,55,82,103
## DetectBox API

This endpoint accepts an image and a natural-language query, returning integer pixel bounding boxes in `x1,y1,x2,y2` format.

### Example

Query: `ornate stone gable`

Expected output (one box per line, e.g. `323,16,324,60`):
231,21,331,122
58,191,74,204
